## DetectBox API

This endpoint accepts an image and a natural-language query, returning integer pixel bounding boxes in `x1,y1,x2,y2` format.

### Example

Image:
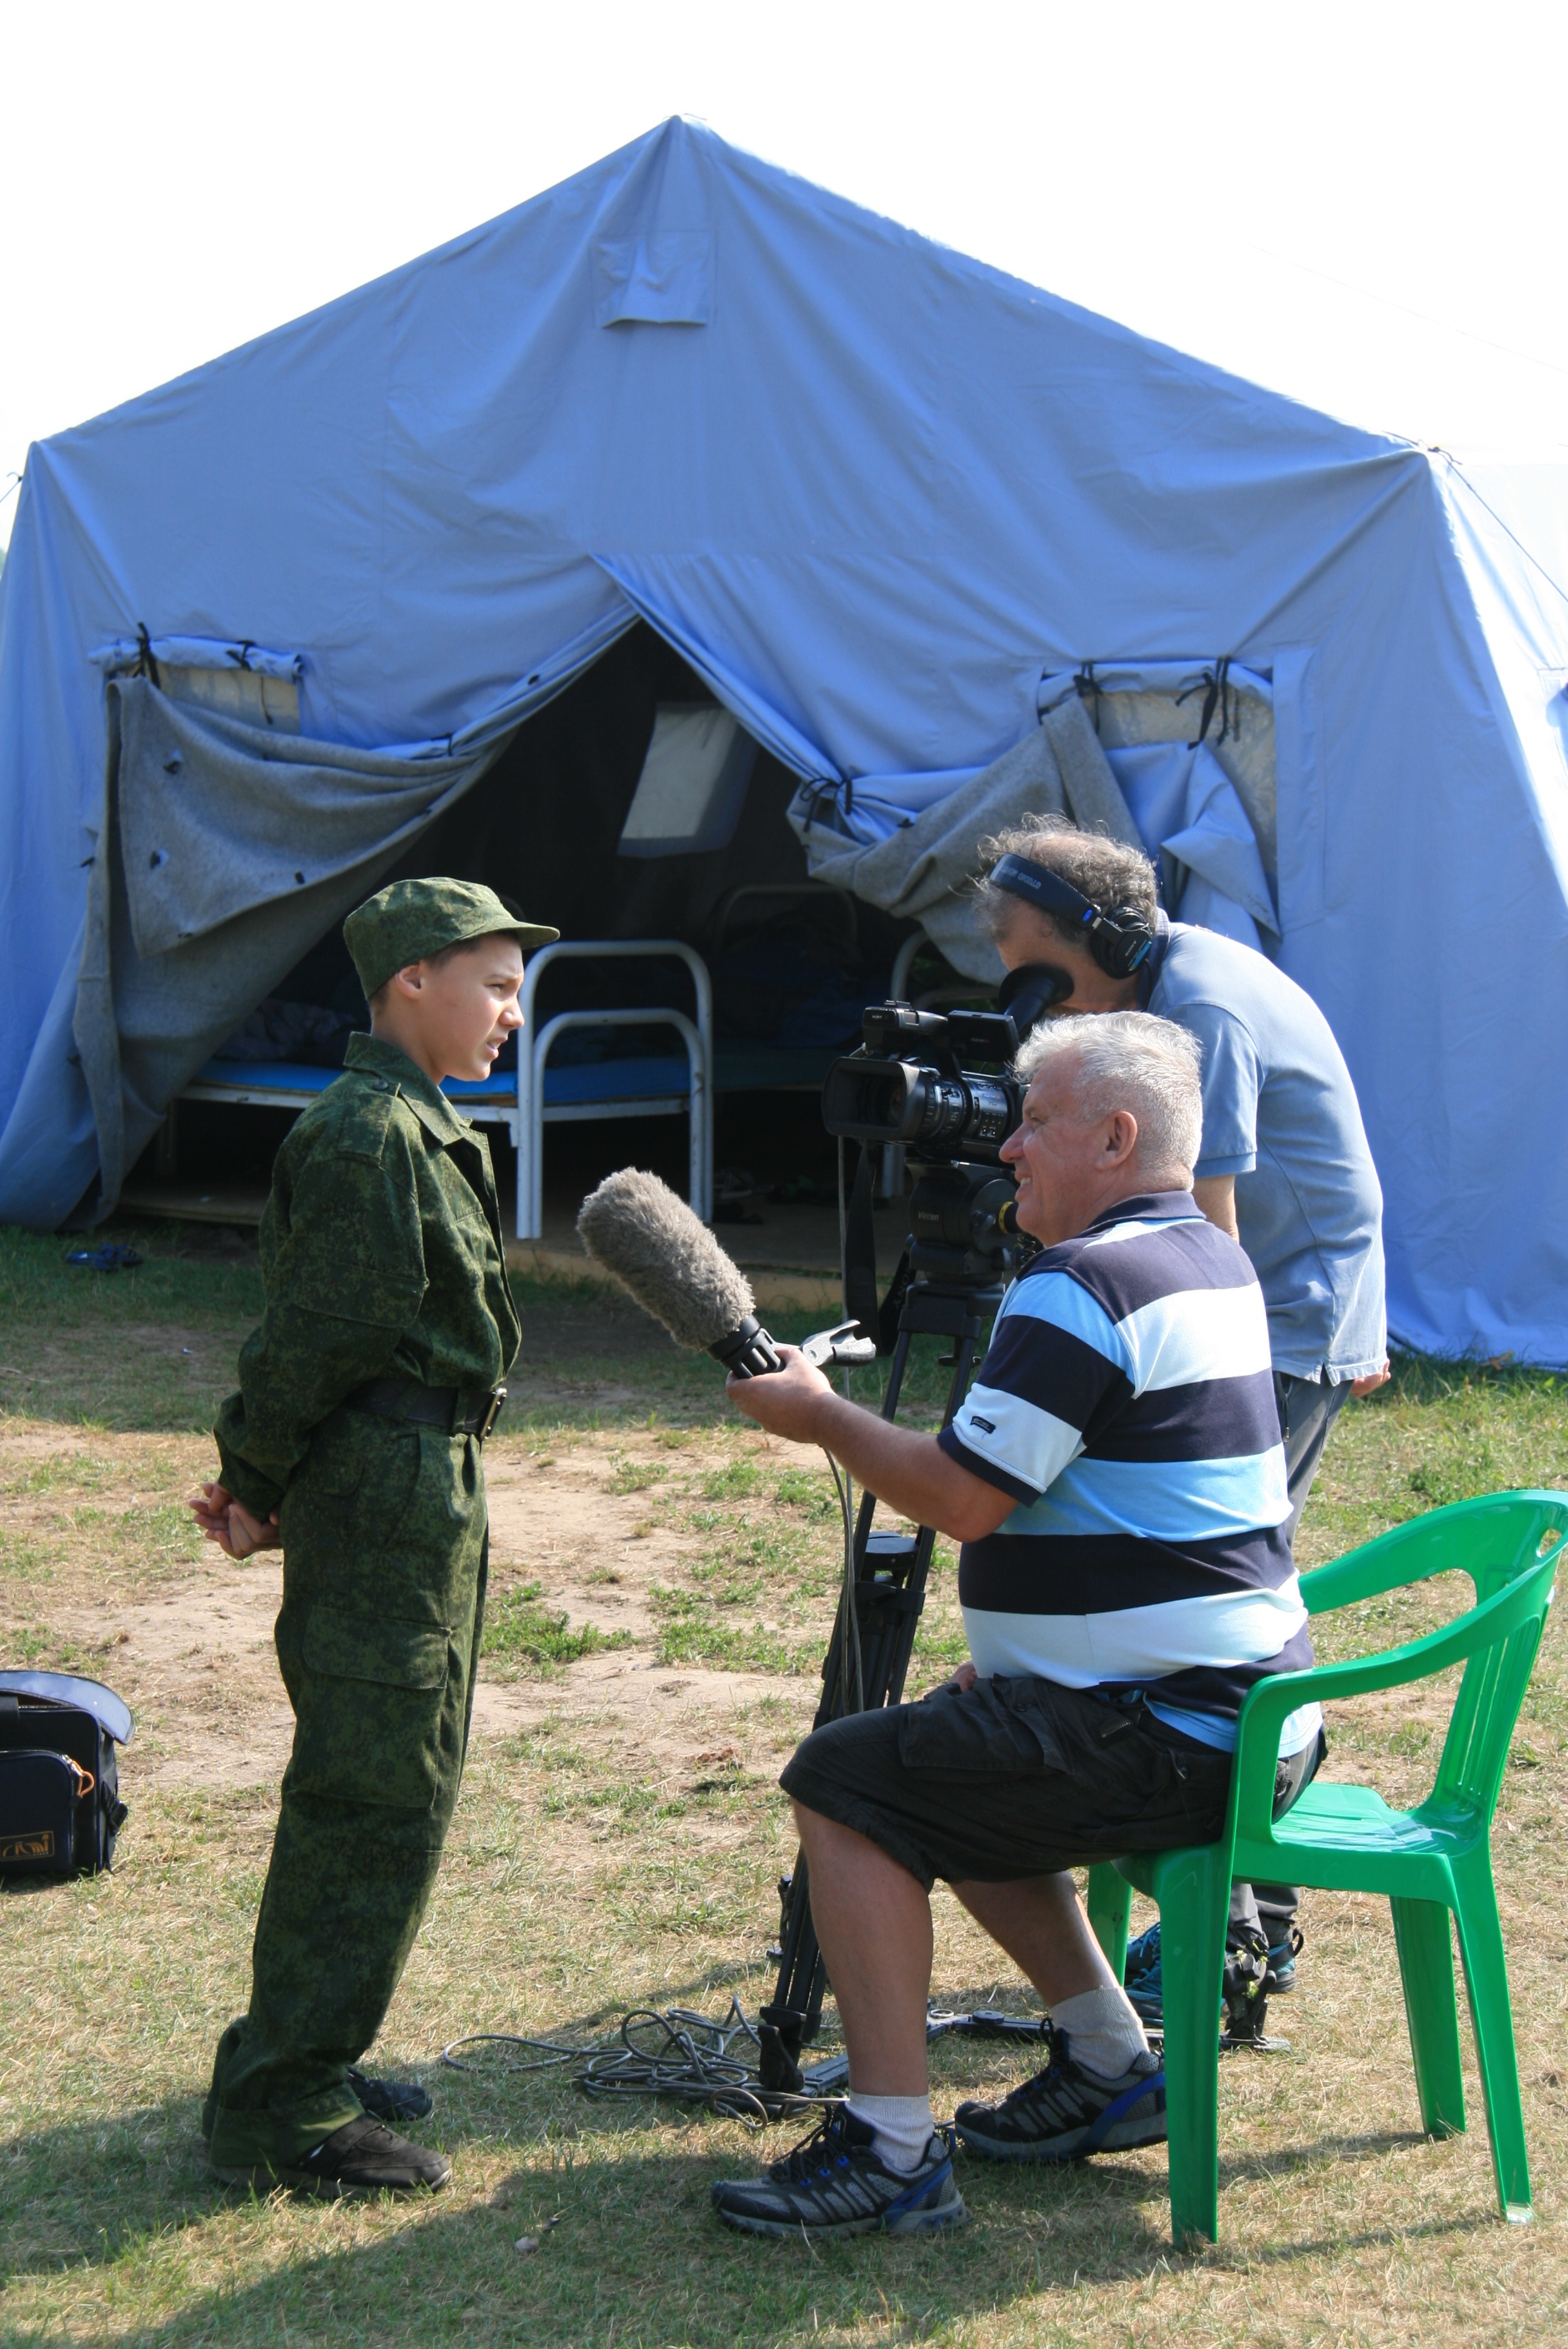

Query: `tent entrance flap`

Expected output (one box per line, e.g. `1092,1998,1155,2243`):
73,681,500,1220
789,673,1285,978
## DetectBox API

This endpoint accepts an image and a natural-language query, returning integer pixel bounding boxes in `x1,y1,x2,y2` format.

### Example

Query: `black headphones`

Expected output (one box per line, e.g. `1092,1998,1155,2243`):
988,853,1154,979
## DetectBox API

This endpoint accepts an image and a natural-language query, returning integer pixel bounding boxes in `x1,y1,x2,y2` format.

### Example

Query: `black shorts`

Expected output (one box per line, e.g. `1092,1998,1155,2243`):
779,1674,1320,1893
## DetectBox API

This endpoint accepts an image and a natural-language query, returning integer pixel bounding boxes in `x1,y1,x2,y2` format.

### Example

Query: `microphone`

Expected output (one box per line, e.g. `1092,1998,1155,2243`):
575,1171,879,1379
575,1169,783,1376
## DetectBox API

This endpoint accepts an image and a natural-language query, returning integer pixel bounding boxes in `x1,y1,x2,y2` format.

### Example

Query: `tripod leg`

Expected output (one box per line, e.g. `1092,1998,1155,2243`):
759,1854,822,2094
758,1272,993,2099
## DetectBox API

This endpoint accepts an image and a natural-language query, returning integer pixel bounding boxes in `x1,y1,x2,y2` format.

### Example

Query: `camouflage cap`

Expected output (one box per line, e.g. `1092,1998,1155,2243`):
344,878,559,998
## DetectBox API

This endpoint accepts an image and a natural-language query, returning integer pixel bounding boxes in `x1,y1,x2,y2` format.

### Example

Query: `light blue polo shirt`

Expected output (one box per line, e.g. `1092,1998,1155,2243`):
1147,923,1385,1381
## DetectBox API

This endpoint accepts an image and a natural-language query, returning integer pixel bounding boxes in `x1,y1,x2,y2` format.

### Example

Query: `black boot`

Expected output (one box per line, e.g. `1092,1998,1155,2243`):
214,2115,450,2197
347,2069,434,2123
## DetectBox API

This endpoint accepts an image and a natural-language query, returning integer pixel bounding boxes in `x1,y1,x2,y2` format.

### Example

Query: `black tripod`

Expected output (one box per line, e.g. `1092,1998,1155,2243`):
756,1159,1018,2099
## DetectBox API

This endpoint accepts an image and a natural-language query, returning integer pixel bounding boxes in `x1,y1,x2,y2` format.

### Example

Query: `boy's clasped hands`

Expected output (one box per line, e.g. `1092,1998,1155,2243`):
188,1482,280,1560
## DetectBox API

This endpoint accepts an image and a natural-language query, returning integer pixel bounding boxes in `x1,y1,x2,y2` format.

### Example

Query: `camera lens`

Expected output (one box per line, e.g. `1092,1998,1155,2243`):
842,1066,911,1133
911,1077,969,1145
912,1074,1013,1150
957,1077,1014,1146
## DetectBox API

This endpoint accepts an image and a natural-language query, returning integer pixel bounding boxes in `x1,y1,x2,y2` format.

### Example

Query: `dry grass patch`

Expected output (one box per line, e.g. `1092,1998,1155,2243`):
2,1227,1566,2343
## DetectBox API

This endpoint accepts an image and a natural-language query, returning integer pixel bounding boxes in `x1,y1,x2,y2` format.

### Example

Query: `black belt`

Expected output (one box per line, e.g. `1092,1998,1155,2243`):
346,1380,507,1441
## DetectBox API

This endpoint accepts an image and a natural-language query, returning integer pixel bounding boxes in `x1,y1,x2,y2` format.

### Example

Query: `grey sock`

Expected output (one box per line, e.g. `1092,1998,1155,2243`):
844,2090,936,2173
1050,1984,1148,2080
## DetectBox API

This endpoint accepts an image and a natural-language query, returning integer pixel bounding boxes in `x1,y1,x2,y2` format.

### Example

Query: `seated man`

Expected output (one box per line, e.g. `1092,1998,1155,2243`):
711,1011,1323,2241
976,817,1387,2000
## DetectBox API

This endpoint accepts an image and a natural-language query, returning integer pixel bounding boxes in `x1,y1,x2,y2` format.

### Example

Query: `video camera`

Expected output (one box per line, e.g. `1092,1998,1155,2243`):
820,963,1067,1164
759,959,1068,2096
817,963,1068,1294
821,1003,1022,1160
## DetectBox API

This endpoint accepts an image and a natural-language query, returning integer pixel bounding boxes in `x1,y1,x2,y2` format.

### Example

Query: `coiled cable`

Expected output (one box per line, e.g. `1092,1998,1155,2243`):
441,1997,825,2127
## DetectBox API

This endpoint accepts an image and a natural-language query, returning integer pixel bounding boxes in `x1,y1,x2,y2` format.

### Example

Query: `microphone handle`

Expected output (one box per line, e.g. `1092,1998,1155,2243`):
707,1315,784,1379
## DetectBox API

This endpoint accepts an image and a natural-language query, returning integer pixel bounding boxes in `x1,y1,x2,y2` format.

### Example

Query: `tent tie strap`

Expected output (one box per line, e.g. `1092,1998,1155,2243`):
1176,653,1235,747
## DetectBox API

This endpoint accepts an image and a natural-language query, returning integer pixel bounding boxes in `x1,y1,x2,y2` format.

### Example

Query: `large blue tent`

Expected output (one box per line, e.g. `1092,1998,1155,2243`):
1,117,1565,1361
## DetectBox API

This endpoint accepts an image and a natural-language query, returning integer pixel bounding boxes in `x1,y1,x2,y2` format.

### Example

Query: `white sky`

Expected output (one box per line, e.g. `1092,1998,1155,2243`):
3,0,1565,551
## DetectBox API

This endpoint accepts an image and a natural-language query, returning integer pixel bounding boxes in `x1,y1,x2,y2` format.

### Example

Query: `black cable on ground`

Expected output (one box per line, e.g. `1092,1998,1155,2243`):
441,1997,827,2126
440,1995,1079,2129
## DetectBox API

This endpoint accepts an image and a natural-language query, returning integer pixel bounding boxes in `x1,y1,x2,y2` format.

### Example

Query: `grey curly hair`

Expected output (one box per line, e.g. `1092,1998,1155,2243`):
973,813,1158,945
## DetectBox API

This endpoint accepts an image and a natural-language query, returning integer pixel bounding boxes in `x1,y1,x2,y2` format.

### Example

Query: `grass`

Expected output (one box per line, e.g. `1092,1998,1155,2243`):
0,1220,265,1431
484,1585,635,1672
2,1218,1568,2344
631,1448,968,1680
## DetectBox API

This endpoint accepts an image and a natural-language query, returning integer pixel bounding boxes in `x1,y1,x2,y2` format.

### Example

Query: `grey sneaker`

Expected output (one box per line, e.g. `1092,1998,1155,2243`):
711,2105,967,2239
954,2026,1166,2163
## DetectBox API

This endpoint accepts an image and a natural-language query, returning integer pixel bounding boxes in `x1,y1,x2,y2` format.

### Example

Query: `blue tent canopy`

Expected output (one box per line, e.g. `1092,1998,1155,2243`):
1,117,1565,1361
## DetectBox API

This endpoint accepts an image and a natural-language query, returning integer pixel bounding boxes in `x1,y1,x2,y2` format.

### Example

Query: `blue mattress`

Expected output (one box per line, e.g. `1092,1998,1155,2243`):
196,1045,842,1105
195,1056,692,1106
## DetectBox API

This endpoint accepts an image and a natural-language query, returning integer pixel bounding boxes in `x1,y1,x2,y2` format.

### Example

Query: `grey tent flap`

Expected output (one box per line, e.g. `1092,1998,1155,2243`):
73,680,498,1217
118,686,483,958
787,691,1143,983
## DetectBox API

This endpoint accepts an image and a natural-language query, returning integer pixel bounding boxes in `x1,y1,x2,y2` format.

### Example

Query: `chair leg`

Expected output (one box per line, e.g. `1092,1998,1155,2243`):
154,1101,178,1179
1450,1850,1532,2221
1390,1896,1465,2139
1086,1864,1133,1982
1152,1844,1231,2247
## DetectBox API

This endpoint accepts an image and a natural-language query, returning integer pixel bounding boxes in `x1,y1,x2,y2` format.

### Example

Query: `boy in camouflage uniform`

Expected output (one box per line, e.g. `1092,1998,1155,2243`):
189,878,556,2195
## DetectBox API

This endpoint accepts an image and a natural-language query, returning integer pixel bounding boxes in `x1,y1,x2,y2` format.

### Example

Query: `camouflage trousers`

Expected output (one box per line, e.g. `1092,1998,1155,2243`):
203,1411,488,2165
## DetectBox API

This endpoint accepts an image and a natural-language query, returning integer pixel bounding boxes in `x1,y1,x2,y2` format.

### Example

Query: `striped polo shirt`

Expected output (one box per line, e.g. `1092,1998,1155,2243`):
937,1189,1314,1728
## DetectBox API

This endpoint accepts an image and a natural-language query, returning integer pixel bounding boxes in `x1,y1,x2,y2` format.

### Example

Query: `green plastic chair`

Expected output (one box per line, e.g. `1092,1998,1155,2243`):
1084,1489,1565,2247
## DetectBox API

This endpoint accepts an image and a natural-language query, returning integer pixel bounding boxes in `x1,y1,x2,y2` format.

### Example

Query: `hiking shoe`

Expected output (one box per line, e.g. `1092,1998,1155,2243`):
347,2069,434,2123
1265,1927,1304,1994
1127,1919,1301,2026
1124,1921,1161,1977
213,2115,451,2197
1124,1922,1164,2026
711,2105,967,2239
953,2027,1166,2163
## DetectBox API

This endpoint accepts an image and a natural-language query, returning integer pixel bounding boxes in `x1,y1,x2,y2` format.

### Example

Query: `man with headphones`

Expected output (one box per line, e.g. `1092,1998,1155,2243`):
976,817,1389,2009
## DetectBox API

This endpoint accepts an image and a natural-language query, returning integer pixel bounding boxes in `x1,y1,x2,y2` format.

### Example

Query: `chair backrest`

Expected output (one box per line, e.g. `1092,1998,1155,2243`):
1299,1490,1567,1616
1427,1520,1561,1831
1303,1491,1566,1834
713,883,859,960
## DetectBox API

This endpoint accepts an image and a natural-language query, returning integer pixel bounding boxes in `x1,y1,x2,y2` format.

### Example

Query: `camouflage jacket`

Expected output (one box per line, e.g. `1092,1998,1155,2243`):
214,1033,520,1517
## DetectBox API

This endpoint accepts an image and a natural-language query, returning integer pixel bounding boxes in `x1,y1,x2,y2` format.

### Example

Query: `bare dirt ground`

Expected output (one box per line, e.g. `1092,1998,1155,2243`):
12,1422,827,1806
2,1401,1438,1814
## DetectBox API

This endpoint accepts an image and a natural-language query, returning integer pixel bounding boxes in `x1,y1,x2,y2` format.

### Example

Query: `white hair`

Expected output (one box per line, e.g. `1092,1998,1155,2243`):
1013,1012,1204,1177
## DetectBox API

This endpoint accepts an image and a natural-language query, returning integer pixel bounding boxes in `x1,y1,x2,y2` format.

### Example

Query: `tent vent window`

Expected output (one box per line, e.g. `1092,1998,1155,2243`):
158,662,299,734
617,703,757,858
89,636,303,734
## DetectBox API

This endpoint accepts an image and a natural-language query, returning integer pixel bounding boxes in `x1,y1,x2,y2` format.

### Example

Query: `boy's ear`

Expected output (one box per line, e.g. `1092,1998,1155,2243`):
389,961,427,998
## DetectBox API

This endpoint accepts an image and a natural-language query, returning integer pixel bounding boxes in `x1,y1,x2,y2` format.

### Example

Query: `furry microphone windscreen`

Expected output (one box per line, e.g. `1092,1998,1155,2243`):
575,1169,756,1351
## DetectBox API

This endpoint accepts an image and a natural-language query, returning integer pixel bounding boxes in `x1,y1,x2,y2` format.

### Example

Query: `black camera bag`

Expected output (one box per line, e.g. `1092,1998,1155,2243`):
0,1674,132,1877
